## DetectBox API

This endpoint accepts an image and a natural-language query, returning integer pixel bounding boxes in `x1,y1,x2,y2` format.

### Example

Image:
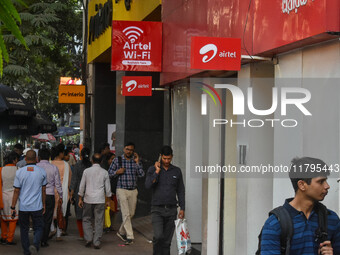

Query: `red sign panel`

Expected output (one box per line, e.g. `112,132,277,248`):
122,76,152,96
111,21,162,72
191,37,241,71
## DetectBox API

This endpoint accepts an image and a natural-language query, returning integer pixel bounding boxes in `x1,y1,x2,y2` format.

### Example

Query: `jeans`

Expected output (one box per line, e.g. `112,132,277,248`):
19,209,44,255
151,205,177,255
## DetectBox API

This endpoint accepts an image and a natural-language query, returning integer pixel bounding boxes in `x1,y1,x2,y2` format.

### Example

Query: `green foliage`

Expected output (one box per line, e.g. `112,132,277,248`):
0,0,28,76
0,0,83,119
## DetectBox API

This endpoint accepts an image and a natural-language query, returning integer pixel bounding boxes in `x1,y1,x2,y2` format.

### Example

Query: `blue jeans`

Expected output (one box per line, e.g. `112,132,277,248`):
19,209,44,255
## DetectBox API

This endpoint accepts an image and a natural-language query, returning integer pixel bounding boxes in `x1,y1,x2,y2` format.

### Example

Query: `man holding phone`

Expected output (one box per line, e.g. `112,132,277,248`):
108,142,144,245
145,146,185,255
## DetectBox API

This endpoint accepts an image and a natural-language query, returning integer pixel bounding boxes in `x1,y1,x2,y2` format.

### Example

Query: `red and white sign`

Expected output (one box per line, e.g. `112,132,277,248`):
111,21,162,72
191,37,241,71
122,76,152,96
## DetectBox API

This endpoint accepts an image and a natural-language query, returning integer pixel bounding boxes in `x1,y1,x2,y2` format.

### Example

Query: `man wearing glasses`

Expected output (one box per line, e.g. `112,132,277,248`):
108,142,144,245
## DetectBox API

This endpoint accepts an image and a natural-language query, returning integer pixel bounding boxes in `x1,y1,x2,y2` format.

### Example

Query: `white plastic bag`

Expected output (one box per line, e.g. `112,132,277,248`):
175,219,191,254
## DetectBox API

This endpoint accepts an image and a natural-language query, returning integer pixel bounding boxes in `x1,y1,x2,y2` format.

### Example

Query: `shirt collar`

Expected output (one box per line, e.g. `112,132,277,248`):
283,197,316,219
39,160,49,163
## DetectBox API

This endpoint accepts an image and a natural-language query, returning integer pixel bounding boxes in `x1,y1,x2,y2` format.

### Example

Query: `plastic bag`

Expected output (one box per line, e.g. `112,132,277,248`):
104,206,111,228
175,219,191,254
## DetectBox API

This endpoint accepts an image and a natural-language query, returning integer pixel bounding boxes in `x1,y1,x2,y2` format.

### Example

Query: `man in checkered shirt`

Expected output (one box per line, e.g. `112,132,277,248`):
108,142,144,245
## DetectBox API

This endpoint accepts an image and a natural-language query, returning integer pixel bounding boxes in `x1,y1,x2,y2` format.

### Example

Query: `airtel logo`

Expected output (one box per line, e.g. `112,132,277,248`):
125,80,138,92
200,44,218,63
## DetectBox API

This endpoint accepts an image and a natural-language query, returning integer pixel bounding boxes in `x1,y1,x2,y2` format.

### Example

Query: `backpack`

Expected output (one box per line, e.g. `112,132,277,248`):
110,156,122,195
255,202,328,255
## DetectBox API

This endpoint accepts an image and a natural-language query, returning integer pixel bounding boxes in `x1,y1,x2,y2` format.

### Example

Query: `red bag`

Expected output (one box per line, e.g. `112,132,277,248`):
57,199,66,230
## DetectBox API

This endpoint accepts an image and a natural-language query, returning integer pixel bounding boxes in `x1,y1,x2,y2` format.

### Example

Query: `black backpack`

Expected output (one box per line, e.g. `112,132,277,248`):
110,156,122,195
255,202,328,255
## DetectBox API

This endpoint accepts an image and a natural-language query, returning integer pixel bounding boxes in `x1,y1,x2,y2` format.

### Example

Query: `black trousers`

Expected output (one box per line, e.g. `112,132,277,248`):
151,206,177,255
41,195,55,243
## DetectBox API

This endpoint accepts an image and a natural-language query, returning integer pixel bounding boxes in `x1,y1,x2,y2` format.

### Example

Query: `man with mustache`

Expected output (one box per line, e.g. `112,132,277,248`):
259,157,340,255
108,142,144,245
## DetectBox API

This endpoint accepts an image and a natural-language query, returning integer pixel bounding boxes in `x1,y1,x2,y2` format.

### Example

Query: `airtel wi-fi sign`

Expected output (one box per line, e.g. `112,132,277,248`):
122,76,152,96
191,37,241,71
111,21,162,72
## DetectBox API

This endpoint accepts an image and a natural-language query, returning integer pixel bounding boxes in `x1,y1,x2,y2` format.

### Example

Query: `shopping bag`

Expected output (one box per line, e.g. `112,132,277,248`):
104,206,111,228
175,219,191,254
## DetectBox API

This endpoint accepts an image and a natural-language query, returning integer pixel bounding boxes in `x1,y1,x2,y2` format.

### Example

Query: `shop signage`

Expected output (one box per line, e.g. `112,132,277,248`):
122,76,152,96
58,85,86,104
111,21,162,72
88,0,113,45
114,0,131,11
191,37,241,71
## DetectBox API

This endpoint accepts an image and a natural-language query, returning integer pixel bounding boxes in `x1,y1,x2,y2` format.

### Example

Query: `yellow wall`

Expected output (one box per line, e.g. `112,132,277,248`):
87,0,161,63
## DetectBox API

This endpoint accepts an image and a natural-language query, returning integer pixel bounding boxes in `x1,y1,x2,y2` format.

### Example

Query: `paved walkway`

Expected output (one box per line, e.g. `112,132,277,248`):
0,215,153,255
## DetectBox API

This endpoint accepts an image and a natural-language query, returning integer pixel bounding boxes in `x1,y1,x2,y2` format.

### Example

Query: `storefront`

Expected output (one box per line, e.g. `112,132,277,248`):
161,0,339,254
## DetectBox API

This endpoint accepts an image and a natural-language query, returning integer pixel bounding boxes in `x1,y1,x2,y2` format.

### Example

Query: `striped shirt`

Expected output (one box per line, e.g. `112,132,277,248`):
108,155,144,190
261,198,340,254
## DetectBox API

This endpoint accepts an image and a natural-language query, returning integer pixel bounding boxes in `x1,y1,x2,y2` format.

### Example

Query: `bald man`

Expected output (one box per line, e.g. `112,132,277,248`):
11,150,47,255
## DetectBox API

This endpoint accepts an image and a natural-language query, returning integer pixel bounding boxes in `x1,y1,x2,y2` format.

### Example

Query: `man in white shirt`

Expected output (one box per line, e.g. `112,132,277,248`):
78,153,111,249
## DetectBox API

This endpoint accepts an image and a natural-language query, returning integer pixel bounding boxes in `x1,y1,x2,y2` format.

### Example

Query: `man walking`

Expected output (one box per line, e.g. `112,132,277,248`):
78,153,111,249
10,150,47,255
37,148,63,247
145,146,185,255
259,157,340,255
109,142,144,245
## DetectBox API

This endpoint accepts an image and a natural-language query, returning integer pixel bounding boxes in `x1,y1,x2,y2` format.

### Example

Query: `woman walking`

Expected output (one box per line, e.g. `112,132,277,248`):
0,152,19,245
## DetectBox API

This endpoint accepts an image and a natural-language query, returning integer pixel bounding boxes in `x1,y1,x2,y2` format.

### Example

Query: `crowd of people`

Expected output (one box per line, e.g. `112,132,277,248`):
0,142,186,255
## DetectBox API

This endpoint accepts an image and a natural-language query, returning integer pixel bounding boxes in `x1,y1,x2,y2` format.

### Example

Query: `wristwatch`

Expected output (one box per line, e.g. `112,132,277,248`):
10,206,15,210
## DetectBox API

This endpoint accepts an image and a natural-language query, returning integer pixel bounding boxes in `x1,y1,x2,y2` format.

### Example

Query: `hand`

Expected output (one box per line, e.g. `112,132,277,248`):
78,199,83,208
59,198,63,203
134,153,139,164
178,210,185,219
11,209,16,219
319,241,333,255
116,167,125,175
106,201,110,208
155,161,161,174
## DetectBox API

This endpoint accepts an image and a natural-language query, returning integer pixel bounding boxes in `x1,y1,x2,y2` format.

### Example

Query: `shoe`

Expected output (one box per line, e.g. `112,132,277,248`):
116,232,127,242
41,242,49,247
85,241,92,248
29,245,38,255
0,238,7,245
6,241,16,245
56,237,63,242
48,230,56,239
61,231,68,236
94,245,100,249
124,239,133,245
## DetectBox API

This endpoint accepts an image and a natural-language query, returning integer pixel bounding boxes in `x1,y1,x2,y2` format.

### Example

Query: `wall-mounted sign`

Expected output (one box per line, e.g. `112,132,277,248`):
122,76,152,96
88,0,113,45
58,85,86,104
111,21,162,72
191,37,241,71
60,77,82,85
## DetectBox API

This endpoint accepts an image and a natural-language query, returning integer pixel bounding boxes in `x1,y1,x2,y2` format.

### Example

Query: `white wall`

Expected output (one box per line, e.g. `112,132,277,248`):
274,40,340,212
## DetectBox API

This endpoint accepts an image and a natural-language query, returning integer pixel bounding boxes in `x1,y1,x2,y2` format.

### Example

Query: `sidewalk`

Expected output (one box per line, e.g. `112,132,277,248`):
0,215,152,255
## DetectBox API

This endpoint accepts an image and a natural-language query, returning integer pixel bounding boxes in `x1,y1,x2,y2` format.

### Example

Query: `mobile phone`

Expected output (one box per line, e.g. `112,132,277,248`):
158,155,162,167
